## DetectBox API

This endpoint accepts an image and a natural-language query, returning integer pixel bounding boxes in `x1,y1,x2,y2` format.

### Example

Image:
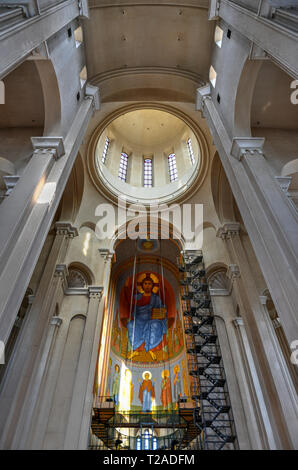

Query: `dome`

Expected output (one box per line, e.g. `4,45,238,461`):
93,109,202,204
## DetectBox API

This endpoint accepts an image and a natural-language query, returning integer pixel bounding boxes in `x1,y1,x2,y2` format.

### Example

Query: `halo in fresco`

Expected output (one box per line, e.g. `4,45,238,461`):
137,239,160,253
142,370,152,380
136,272,159,294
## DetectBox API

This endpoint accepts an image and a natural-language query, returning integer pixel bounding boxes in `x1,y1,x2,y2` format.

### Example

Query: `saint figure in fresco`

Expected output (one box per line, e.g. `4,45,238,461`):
139,371,155,412
112,364,120,405
173,364,182,407
120,273,170,361
123,369,134,405
182,359,189,397
106,358,112,396
160,369,172,410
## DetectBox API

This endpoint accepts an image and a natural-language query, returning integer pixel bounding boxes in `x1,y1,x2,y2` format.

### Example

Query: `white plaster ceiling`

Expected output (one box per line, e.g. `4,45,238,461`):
109,109,187,149
83,1,213,84
251,61,298,130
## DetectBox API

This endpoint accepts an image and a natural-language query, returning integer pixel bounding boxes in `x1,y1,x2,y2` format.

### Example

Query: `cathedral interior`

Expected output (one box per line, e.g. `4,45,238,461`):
0,0,297,451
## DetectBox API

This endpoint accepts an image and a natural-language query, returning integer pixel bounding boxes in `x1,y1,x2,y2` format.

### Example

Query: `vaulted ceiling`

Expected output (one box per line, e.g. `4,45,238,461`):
83,0,214,101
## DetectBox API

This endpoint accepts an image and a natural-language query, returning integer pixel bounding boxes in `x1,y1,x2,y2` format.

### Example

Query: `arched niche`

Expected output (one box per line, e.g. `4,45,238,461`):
0,60,45,171
234,58,263,137
67,262,94,287
250,60,298,174
0,58,61,173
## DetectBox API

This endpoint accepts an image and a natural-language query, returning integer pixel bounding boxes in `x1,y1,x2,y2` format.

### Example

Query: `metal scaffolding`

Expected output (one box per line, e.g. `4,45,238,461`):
178,250,238,450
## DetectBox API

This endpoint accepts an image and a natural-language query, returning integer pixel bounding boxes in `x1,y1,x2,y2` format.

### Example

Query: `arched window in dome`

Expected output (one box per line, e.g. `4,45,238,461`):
209,65,217,88
168,153,178,182
187,138,195,165
144,157,153,187
214,25,223,48
144,429,150,450
101,137,110,164
118,152,129,181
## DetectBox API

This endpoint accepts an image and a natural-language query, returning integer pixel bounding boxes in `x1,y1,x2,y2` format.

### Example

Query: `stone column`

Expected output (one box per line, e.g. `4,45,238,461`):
197,86,298,350
0,139,64,346
64,286,103,450
0,224,77,449
217,223,298,449
233,317,274,449
0,91,95,347
97,249,114,398
209,275,252,449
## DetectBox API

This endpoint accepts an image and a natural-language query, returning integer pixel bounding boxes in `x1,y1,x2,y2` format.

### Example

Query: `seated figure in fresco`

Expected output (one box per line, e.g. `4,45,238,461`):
121,273,168,361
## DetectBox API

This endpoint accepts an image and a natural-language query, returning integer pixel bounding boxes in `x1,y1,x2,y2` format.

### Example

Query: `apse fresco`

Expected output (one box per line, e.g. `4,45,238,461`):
107,266,190,412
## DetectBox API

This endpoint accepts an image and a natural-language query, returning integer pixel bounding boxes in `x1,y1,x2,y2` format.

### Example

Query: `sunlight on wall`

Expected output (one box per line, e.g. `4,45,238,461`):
83,232,91,256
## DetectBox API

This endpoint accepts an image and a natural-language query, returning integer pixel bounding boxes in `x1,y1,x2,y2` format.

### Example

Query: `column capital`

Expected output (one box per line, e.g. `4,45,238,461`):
88,286,103,299
98,248,115,262
275,176,292,193
233,317,244,328
208,0,220,20
230,137,265,161
227,264,241,280
216,222,240,239
27,294,35,305
31,137,65,160
85,84,100,111
3,175,20,197
196,85,211,113
259,295,268,305
54,222,78,238
50,316,63,327
54,264,68,284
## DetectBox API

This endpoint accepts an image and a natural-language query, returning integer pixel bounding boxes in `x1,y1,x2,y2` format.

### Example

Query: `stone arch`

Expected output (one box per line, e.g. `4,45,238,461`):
109,216,185,254
67,261,94,286
233,58,263,137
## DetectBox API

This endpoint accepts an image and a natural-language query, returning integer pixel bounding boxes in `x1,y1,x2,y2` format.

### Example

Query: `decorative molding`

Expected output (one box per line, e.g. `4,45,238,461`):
50,316,63,327
259,295,268,305
216,222,240,240
64,287,89,296
208,0,220,20
208,270,231,296
249,42,268,60
196,84,211,113
85,84,100,111
54,222,78,238
233,317,244,327
27,294,35,305
230,137,265,161
54,264,69,286
99,248,114,262
88,286,103,299
79,0,89,18
272,317,281,330
227,264,241,280
2,175,20,196
67,269,88,288
275,176,292,193
31,137,65,160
